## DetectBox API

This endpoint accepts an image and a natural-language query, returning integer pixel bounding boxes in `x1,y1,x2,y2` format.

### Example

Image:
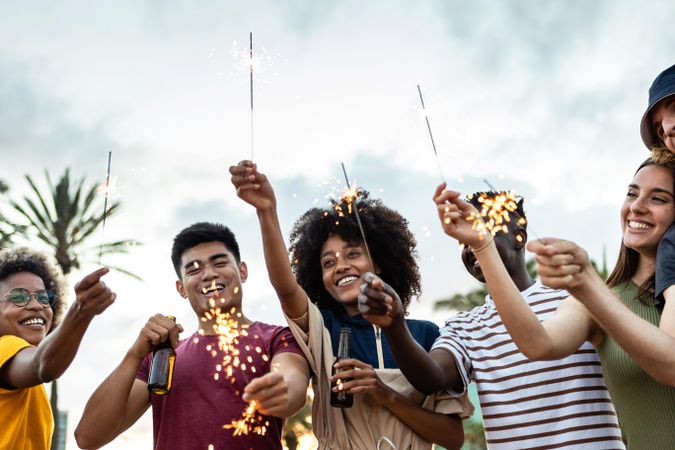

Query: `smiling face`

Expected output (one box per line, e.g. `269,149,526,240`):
621,164,675,258
320,235,374,313
0,272,53,345
175,241,247,325
651,97,675,153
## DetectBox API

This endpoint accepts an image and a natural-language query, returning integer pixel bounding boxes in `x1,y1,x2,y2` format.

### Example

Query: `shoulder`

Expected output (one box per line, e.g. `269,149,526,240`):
250,322,302,352
404,319,440,349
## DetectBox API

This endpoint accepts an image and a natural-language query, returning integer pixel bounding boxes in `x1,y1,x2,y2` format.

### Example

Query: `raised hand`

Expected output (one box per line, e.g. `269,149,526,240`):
357,272,403,329
129,314,183,360
527,238,591,291
242,371,292,417
433,183,487,248
73,268,117,316
229,160,276,211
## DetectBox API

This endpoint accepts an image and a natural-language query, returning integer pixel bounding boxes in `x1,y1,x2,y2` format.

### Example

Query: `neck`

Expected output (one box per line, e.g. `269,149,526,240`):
507,260,536,291
632,253,656,286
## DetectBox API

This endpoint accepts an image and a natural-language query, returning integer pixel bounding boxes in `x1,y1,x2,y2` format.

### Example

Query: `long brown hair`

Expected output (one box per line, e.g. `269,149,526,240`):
606,153,675,302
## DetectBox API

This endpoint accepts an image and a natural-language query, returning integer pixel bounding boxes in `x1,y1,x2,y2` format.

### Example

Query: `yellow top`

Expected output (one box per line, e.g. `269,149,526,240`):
0,335,53,450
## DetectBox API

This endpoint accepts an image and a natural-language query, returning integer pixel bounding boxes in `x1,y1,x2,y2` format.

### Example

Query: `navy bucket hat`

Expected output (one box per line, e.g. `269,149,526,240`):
641,63,675,149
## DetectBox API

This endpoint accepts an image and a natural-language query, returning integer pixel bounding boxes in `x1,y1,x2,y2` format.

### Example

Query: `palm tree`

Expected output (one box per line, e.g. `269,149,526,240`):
0,179,25,249
10,168,140,450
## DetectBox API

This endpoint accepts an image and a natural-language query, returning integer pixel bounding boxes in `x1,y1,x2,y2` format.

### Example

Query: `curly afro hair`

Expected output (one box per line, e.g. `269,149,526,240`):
289,190,421,315
0,247,67,332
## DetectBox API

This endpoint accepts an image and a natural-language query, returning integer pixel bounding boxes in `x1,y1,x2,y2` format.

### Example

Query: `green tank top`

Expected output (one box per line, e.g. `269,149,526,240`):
596,282,675,449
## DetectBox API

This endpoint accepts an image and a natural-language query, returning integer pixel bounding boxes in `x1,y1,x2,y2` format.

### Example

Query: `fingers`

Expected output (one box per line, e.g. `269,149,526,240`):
242,372,288,415
74,267,109,292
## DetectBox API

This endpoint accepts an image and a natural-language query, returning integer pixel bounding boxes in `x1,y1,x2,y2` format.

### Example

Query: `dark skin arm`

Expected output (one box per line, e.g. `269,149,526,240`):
358,272,463,395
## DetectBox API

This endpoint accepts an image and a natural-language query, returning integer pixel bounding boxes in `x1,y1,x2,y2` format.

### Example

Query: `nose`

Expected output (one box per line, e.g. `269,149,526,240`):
24,295,46,310
661,113,675,140
201,263,219,280
630,194,648,214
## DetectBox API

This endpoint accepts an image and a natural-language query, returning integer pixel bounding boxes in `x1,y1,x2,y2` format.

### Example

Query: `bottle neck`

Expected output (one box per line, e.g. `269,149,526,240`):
336,330,351,358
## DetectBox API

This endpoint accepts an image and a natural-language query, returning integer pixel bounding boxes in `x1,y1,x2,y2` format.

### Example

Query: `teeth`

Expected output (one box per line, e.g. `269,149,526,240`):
22,318,44,326
337,276,358,286
628,221,652,230
202,284,225,294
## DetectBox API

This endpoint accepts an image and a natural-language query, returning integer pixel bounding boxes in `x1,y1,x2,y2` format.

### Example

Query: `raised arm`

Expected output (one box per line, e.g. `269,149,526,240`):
531,238,675,385
433,184,595,360
358,273,461,394
75,314,182,449
1,268,115,389
229,161,308,320
242,351,310,418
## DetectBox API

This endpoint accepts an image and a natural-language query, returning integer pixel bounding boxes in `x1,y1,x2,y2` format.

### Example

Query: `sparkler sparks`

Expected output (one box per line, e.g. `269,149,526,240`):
465,190,523,238
200,285,272,437
339,163,375,270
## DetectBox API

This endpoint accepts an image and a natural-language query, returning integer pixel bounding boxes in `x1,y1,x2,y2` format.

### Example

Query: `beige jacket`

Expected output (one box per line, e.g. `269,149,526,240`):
285,300,473,450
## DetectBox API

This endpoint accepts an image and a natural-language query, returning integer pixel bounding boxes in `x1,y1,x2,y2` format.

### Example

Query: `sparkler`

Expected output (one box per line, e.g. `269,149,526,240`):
417,84,445,182
339,163,375,270
98,151,112,265
468,178,539,241
200,281,271,436
249,32,254,160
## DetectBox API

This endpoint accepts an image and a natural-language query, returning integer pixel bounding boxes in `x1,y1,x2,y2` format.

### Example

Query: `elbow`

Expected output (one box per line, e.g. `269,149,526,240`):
74,427,98,450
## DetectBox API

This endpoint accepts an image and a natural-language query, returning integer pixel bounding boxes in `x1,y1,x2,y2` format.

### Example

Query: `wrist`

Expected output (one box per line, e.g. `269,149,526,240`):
470,235,494,254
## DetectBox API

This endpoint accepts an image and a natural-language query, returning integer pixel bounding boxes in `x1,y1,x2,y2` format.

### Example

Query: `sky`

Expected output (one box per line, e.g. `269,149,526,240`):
1,0,675,448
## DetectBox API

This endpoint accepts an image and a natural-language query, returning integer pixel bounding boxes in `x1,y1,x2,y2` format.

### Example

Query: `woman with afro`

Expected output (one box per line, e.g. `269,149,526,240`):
230,161,471,450
0,247,115,449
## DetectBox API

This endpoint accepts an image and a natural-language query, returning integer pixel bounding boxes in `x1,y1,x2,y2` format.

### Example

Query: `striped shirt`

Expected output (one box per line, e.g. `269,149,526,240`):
432,280,625,449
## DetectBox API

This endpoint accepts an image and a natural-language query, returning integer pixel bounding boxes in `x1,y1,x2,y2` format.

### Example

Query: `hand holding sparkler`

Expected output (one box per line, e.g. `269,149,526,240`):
229,160,276,212
433,183,492,251
357,272,403,329
241,371,292,417
527,238,595,293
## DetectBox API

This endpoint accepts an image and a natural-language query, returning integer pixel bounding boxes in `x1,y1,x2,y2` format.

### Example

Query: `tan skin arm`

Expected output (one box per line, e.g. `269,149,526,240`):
242,352,310,418
75,315,182,449
433,184,599,360
229,160,309,324
530,238,675,385
0,268,115,389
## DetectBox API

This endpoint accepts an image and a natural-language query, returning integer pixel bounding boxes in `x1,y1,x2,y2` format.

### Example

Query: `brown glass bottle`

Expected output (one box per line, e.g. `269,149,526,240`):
330,327,353,408
147,316,176,395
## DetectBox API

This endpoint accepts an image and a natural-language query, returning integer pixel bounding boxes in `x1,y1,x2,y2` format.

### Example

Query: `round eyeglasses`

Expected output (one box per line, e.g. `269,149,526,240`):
0,288,55,307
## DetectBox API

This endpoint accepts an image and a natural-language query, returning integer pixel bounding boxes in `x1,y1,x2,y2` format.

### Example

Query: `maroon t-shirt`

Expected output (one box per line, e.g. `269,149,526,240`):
137,322,303,450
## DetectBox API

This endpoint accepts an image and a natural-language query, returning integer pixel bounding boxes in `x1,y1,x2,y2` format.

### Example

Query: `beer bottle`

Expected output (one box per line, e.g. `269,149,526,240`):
330,327,353,408
147,315,176,395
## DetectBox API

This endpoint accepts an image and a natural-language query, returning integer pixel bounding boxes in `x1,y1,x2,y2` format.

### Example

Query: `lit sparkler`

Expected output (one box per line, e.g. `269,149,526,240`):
417,84,445,182
98,151,113,265
480,178,539,240
200,282,272,436
339,163,375,270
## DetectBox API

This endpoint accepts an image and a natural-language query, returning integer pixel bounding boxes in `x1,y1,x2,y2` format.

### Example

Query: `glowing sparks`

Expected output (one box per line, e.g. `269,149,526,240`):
223,400,270,436
465,191,523,237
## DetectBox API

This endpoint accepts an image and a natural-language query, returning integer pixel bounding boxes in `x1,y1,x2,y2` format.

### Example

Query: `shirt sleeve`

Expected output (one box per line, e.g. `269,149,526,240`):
656,224,675,303
270,326,304,358
430,321,472,397
0,335,32,369
136,353,152,383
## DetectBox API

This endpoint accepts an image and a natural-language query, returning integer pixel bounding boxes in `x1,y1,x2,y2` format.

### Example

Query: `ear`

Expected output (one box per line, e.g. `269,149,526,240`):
239,261,248,283
175,279,187,298
514,228,527,250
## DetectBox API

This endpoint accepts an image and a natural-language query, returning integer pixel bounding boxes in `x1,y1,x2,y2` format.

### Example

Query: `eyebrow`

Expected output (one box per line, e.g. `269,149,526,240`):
320,242,362,259
183,253,230,271
629,183,675,198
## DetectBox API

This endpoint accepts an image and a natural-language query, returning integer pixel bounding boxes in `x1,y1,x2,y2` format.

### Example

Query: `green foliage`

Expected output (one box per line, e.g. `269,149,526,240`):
10,169,140,277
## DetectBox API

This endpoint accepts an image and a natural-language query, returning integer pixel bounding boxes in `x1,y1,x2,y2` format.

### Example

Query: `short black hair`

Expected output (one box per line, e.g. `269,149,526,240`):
0,247,67,332
289,190,421,315
171,222,241,278
466,191,527,235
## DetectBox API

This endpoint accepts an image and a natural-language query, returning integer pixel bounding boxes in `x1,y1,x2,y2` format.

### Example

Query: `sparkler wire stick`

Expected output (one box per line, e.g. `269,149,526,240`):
340,162,375,270
249,32,254,160
482,178,541,241
417,84,445,182
98,151,112,265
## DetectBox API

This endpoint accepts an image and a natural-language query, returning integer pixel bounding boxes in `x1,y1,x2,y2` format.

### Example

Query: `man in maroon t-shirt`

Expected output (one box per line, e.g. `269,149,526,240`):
75,222,310,449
